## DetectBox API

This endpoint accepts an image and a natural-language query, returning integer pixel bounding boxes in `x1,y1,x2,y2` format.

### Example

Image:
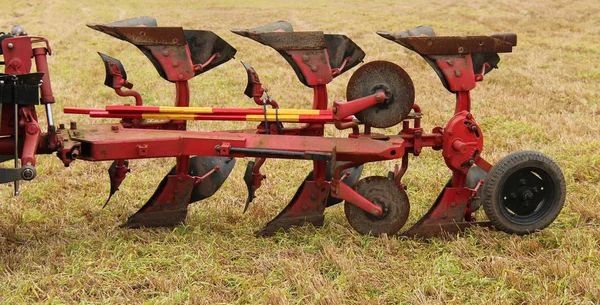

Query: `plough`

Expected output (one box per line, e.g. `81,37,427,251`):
0,18,566,237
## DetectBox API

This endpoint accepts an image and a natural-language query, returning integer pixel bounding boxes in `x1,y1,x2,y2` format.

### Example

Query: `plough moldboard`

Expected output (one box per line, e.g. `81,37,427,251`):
0,18,566,238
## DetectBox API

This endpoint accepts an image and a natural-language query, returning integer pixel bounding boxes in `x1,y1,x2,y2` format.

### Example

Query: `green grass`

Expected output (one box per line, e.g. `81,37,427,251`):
1,0,600,303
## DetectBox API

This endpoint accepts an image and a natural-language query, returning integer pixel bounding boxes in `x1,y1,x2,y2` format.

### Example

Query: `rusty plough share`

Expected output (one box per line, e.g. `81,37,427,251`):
0,18,566,237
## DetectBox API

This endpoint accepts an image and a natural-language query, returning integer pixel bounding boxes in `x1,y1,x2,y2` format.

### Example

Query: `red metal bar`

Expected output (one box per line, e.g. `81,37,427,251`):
64,107,104,114
32,47,55,104
64,124,405,163
330,180,383,216
333,92,386,120
455,91,471,113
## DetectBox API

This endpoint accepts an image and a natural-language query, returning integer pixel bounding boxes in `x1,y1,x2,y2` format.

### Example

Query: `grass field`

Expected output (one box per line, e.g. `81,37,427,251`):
1,0,599,304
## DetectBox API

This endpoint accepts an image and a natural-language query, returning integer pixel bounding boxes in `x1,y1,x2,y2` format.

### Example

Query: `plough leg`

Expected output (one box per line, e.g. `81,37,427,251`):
121,174,195,228
255,160,329,237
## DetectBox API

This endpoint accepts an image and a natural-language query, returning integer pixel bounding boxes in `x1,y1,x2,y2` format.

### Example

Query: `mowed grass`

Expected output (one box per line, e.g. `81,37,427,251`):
1,0,599,303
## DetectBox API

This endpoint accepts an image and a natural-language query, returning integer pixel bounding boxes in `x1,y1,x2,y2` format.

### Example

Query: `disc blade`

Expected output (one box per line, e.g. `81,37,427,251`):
346,60,415,128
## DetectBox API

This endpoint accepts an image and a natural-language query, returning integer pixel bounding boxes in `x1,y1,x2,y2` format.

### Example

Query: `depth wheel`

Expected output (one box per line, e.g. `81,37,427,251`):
344,176,410,236
481,151,566,235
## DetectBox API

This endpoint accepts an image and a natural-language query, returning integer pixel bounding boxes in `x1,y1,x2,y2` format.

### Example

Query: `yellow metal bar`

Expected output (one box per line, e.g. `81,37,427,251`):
246,114,300,122
157,106,213,114
141,113,197,120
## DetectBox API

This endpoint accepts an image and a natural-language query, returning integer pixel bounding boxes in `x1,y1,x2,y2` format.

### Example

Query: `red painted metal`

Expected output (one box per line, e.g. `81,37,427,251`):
32,47,55,104
330,179,383,216
332,92,385,120
0,21,528,238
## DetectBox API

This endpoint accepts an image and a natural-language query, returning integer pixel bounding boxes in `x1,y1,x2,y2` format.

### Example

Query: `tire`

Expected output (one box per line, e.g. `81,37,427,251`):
344,176,410,236
481,151,566,235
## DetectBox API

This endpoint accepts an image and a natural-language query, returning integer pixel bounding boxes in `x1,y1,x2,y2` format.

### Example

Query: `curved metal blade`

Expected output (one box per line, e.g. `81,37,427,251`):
162,156,236,203
104,160,130,208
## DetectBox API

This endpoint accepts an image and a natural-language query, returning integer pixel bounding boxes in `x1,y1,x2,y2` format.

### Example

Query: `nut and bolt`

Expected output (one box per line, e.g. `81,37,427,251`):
22,168,35,180
71,148,80,159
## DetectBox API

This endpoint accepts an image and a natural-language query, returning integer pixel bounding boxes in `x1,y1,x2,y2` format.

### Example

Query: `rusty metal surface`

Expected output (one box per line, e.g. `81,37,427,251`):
346,61,415,128
490,32,517,46
255,181,329,237
232,31,326,51
380,35,515,55
121,175,195,228
93,26,187,46
344,176,410,236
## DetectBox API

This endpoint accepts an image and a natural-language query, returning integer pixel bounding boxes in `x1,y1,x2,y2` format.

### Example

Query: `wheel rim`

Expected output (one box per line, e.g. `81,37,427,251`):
498,167,555,225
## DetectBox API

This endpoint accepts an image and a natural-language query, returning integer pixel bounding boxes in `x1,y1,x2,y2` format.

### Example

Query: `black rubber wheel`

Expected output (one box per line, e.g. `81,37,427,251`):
481,151,566,235
344,176,410,236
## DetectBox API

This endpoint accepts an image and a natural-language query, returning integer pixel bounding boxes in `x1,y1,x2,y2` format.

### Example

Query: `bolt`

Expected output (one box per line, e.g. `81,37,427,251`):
454,70,461,77
178,177,184,182
532,187,538,193
520,179,527,186
111,125,119,131
450,202,456,207
302,204,308,211
73,131,81,137
70,121,77,130
470,125,477,132
441,213,447,219
468,159,475,165
510,193,517,199
466,113,473,120
178,74,184,80
174,189,179,194
162,50,169,56
446,60,454,66
458,46,464,53
310,194,317,201
22,168,35,180
7,43,13,49
332,106,337,114
59,123,65,129
71,148,79,159
172,61,179,67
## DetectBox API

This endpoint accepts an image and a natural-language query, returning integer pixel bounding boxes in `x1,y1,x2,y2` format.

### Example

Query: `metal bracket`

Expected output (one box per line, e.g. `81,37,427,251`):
0,165,36,184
